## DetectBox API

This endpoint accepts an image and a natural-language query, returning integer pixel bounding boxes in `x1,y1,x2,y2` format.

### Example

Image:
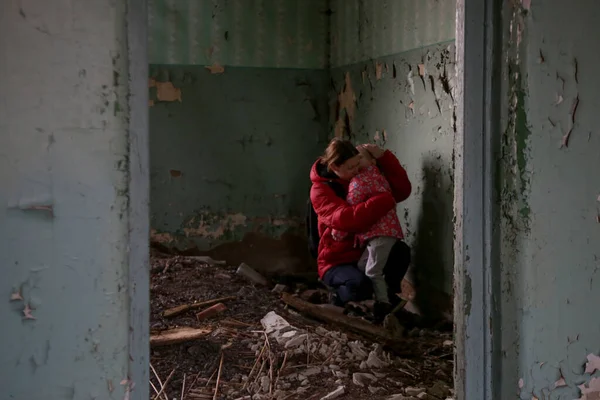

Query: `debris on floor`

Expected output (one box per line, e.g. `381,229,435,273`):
150,248,454,400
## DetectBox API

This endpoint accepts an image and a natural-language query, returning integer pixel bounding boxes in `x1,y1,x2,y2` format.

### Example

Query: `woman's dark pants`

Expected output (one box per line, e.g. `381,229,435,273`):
322,241,411,306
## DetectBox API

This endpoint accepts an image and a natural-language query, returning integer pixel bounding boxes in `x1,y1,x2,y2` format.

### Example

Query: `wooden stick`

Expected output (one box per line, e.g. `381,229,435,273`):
186,371,202,397
150,363,169,400
196,303,227,321
220,318,255,327
153,368,176,400
184,255,226,266
213,353,224,400
252,358,267,386
242,340,266,391
150,327,212,347
306,333,311,366
321,341,339,365
281,293,398,343
269,354,274,395
180,374,186,400
274,351,288,390
163,296,236,318
150,380,161,398
205,367,218,387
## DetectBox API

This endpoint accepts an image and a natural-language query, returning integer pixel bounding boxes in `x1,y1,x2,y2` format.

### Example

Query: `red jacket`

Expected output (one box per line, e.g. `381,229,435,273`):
310,150,412,279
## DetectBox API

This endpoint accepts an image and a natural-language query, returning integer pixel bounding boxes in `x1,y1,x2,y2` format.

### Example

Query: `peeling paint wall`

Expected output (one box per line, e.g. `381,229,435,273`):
149,1,330,275
499,1,600,399
329,0,457,315
0,0,149,399
148,0,329,68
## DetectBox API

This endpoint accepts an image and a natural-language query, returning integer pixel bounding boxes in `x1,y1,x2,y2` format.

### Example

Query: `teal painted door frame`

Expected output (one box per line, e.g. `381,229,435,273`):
454,0,501,399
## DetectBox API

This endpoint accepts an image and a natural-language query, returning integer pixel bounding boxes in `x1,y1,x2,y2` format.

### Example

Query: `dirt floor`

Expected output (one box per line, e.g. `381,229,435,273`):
150,248,454,400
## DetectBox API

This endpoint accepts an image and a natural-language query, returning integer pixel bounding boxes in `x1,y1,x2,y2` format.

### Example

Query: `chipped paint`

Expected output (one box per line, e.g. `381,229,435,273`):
180,210,303,242
334,72,357,138
156,81,182,102
501,1,531,232
205,64,225,74
497,0,600,398
183,212,248,240
150,229,176,244
375,62,383,80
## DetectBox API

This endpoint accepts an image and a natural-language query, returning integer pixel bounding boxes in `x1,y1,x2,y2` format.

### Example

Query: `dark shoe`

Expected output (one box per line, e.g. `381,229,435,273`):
329,292,344,307
373,301,393,324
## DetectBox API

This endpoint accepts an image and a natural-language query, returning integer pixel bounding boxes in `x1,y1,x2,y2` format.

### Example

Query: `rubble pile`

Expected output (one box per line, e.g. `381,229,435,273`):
150,248,454,400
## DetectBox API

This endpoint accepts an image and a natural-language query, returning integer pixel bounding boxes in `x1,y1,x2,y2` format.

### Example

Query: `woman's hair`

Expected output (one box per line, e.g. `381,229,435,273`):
321,138,359,170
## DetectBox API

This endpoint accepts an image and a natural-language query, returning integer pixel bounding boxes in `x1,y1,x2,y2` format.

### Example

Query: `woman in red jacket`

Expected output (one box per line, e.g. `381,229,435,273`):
310,138,412,314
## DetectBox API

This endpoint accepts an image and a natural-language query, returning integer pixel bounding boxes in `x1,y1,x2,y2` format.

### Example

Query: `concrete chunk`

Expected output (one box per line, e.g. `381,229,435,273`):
237,263,268,286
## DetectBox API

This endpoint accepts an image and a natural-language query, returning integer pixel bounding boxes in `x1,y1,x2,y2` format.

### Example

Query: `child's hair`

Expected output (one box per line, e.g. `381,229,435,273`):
321,138,359,171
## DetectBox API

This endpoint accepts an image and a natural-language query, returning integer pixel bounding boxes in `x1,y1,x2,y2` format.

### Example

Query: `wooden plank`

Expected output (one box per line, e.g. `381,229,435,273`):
281,293,400,343
150,327,212,347
162,296,236,318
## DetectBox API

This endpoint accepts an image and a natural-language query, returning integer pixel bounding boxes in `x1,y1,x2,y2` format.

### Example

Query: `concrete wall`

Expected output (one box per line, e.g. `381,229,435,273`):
329,0,456,315
0,0,149,399
148,0,330,276
500,1,600,398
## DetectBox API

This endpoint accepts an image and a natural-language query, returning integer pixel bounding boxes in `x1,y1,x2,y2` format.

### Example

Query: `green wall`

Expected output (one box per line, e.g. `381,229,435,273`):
330,0,456,67
149,65,329,257
148,0,330,275
149,0,329,68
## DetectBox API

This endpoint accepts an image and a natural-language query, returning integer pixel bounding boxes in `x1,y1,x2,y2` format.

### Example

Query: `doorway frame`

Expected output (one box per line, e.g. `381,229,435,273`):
126,0,505,398
454,0,501,399
127,0,151,399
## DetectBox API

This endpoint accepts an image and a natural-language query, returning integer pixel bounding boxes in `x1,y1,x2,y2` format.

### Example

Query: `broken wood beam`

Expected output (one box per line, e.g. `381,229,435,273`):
163,296,236,318
281,293,397,343
183,256,226,266
150,327,212,347
196,303,227,321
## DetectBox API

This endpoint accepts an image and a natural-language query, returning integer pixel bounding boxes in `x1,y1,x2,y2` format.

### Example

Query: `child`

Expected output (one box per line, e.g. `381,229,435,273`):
331,147,405,320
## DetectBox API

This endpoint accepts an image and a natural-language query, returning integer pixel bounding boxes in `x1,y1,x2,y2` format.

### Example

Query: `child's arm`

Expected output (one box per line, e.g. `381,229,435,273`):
330,179,365,240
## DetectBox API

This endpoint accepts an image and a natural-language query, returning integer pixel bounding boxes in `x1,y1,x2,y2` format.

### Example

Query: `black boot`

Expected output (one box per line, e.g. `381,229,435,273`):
373,301,392,324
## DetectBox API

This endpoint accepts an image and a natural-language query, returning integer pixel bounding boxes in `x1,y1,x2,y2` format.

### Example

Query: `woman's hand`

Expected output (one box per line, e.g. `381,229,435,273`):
357,144,385,159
